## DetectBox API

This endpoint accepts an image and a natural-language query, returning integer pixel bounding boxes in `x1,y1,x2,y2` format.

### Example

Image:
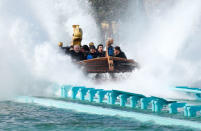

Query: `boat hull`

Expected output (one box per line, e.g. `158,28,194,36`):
79,57,138,73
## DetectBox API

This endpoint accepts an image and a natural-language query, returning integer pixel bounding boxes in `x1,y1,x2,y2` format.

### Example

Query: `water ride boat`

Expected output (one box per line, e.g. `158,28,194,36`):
59,25,138,74
79,56,137,73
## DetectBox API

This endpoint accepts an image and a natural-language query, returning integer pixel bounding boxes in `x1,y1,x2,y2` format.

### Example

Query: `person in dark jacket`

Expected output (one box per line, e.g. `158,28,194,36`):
87,45,97,60
81,45,90,60
70,44,84,61
114,46,127,59
96,44,105,57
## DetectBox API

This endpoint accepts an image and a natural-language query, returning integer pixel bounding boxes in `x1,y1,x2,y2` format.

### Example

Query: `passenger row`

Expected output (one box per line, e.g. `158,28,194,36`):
58,38,127,61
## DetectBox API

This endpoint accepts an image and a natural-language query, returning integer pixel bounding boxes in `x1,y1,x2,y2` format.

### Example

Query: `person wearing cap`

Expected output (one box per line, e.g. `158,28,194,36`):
114,46,127,59
97,44,105,57
87,45,98,60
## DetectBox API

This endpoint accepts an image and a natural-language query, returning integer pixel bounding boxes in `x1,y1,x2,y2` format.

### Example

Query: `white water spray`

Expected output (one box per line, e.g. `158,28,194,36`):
103,0,201,99
1,0,201,100
0,0,100,99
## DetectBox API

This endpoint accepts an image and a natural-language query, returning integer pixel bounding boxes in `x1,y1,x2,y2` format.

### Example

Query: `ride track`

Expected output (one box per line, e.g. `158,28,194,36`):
14,85,201,130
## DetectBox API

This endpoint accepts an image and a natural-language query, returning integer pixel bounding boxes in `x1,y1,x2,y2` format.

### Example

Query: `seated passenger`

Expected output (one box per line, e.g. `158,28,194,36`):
97,44,105,57
70,45,84,61
81,45,90,59
114,46,127,59
87,45,97,60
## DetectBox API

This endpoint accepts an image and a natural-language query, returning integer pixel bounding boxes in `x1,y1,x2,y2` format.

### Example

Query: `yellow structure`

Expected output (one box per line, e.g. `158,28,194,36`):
72,25,83,46
58,42,63,47
89,42,94,46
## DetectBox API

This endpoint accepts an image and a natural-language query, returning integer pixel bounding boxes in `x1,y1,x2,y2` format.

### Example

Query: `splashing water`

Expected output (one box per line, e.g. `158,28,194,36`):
93,0,201,99
0,0,100,99
109,0,201,99
1,0,201,100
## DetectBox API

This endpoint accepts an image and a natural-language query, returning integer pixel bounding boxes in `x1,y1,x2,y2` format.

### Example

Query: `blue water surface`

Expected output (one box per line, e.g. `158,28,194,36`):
0,101,196,131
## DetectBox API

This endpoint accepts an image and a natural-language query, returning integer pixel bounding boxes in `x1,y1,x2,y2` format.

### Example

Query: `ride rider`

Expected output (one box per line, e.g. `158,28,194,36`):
70,45,84,61
87,45,98,60
114,46,127,59
81,45,90,59
96,44,105,57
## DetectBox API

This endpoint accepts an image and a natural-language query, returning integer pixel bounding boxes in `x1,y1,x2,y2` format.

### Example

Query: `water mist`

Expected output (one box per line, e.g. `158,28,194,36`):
96,0,201,99
0,0,100,99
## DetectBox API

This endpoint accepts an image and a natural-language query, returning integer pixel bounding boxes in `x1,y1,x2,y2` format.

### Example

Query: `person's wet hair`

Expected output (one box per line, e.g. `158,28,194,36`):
97,44,103,49
114,46,121,52
82,45,89,52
